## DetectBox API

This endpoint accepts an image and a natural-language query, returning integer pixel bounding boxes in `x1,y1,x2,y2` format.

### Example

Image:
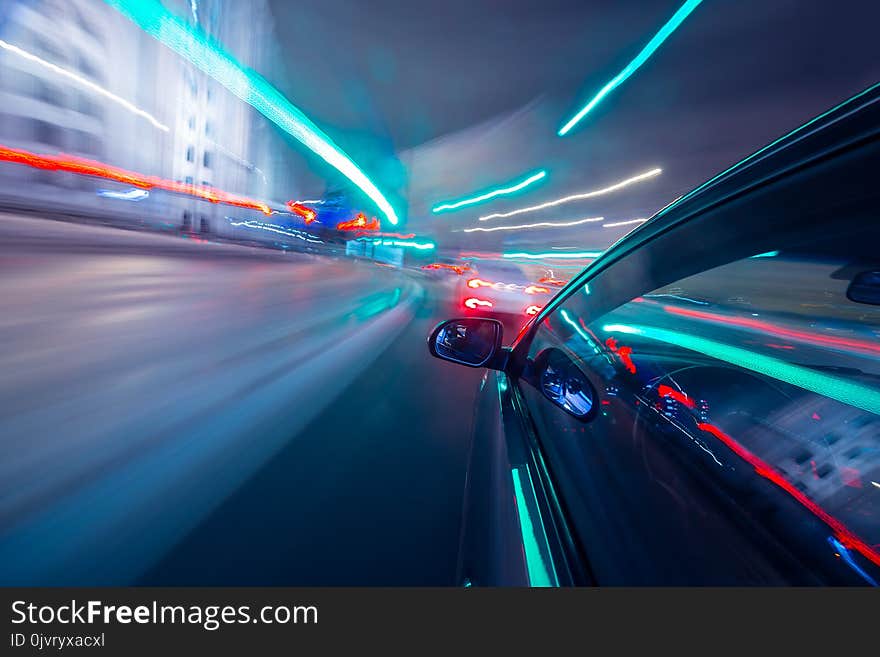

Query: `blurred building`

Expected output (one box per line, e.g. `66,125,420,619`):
0,0,318,239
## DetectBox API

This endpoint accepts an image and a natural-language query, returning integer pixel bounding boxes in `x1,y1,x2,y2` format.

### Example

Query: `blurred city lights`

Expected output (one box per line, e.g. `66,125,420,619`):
525,305,542,316
104,0,400,225
557,0,703,136
0,38,169,131
432,170,547,214
464,217,603,233
503,251,603,260
478,168,661,221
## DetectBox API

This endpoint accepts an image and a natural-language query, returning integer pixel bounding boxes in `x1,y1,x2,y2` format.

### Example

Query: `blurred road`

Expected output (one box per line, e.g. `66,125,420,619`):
0,214,485,585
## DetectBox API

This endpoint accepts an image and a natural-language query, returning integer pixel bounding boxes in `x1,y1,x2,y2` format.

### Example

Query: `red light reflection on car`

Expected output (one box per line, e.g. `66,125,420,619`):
605,336,636,374
657,384,696,409
698,422,880,569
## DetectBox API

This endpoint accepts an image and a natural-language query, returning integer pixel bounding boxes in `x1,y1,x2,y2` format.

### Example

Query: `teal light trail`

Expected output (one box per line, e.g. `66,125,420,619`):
503,251,603,260
558,0,703,136
602,323,880,417
511,467,557,587
103,0,400,225
432,170,547,214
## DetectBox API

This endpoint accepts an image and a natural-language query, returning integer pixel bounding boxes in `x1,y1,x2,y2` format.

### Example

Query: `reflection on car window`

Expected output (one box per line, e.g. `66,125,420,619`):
522,223,880,584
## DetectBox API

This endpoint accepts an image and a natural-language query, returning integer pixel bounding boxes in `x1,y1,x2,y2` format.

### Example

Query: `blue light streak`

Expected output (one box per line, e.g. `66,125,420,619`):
558,0,703,136
432,170,547,214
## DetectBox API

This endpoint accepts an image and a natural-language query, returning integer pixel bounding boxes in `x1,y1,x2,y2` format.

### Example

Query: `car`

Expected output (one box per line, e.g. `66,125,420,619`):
428,84,880,585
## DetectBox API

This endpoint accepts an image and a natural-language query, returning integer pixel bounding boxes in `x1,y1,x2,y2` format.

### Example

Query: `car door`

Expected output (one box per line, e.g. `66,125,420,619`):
509,154,880,585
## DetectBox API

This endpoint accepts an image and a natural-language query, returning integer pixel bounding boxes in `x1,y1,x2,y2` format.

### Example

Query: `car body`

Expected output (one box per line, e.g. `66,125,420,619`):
429,84,880,585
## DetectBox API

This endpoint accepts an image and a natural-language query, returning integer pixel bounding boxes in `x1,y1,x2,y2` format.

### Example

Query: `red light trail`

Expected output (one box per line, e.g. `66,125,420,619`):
698,422,880,569
286,201,317,223
422,263,470,275
0,143,273,215
662,305,880,357
336,212,380,232
537,277,568,287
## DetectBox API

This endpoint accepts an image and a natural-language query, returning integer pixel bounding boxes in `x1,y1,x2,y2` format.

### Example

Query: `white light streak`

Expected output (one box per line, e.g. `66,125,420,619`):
0,39,169,132
603,218,648,228
463,217,603,233
478,168,661,221
97,188,149,201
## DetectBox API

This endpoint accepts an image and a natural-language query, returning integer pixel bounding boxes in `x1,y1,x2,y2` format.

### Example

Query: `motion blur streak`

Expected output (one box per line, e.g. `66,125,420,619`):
463,217,603,233
557,0,703,136
602,323,880,416
698,423,880,570
103,0,400,225
478,168,662,221
0,144,273,215
603,218,648,228
660,304,880,356
525,305,542,316
0,39,169,132
503,251,603,260
431,170,547,213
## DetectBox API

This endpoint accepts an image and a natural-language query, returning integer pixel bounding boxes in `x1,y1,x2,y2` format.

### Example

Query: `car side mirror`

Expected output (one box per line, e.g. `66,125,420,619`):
428,318,506,369
533,348,597,420
847,270,880,305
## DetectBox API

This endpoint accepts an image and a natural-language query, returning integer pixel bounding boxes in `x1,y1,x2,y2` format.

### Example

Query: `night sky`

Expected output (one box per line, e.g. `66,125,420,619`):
267,0,880,244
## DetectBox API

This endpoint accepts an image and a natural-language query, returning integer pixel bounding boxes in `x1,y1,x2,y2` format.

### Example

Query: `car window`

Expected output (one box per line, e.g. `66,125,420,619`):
519,217,880,584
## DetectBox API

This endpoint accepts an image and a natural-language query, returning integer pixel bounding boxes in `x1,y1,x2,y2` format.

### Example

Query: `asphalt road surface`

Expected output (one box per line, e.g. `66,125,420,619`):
0,214,486,585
